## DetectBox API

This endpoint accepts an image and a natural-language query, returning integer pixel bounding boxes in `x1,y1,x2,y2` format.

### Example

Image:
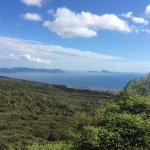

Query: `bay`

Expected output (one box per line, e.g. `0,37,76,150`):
0,72,145,90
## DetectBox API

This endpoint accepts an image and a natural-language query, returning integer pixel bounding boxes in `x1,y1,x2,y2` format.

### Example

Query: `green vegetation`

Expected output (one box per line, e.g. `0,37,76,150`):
73,93,150,150
71,74,150,150
0,75,150,150
125,73,150,95
0,76,111,150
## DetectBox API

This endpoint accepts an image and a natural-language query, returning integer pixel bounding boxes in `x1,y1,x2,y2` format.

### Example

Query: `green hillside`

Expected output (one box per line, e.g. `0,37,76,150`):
71,74,150,150
0,76,112,149
0,76,150,150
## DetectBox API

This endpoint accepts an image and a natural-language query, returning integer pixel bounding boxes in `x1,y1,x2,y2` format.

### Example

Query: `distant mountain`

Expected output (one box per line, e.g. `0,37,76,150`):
88,69,117,73
0,67,65,73
101,69,117,73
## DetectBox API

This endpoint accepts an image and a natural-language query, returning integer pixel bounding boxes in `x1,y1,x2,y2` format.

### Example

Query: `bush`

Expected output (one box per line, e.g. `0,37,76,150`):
72,93,150,150
26,143,72,150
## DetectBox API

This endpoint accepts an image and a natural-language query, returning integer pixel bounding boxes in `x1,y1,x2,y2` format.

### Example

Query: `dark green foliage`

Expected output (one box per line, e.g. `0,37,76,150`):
0,76,150,150
73,93,150,150
0,77,110,149
72,73,150,149
125,73,150,95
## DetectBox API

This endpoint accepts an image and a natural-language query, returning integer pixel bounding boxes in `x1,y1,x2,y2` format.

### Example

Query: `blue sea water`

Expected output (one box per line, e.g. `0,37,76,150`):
0,72,146,90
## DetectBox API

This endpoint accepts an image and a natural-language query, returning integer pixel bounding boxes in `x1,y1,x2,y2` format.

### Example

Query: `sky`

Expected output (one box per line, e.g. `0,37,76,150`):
0,0,150,72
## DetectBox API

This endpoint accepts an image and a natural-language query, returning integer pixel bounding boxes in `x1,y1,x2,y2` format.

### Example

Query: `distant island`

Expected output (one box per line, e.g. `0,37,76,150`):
88,69,117,73
0,67,65,73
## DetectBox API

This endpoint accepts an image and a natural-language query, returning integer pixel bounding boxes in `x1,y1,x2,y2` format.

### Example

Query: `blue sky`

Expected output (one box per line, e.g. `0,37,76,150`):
0,0,150,72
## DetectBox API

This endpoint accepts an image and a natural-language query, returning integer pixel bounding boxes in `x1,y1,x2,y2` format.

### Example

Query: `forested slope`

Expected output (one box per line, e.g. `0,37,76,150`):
0,75,150,150
71,74,150,150
0,76,112,149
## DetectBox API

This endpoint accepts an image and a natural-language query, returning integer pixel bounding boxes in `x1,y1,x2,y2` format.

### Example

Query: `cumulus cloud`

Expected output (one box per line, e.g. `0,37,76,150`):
43,7,131,38
23,13,42,22
21,0,43,7
145,4,150,17
132,17,148,25
122,11,149,25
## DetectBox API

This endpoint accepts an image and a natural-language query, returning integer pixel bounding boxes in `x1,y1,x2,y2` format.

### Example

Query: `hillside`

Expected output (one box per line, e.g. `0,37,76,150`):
0,76,112,149
0,76,150,150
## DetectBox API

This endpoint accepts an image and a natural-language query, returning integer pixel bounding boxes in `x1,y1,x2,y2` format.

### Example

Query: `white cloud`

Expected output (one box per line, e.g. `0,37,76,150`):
0,36,121,66
131,17,148,25
21,54,51,64
122,11,149,25
23,13,42,22
21,0,43,7
1,36,150,72
122,11,133,18
145,4,150,17
44,7,131,38
141,29,150,34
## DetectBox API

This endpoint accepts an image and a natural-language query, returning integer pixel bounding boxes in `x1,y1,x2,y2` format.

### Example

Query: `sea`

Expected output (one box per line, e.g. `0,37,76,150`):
0,71,146,90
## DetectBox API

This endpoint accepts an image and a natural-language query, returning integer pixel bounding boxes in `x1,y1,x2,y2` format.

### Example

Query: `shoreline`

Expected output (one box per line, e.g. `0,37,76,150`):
66,85,122,93
0,75,122,94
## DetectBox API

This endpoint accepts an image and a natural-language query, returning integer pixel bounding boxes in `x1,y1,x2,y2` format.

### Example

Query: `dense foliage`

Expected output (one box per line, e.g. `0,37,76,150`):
125,73,150,95
73,93,150,150
0,75,150,150
0,77,111,150
72,74,150,150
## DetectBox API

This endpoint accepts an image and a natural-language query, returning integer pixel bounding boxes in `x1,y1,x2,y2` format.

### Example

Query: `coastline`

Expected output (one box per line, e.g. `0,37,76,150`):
0,75,122,95
66,85,122,94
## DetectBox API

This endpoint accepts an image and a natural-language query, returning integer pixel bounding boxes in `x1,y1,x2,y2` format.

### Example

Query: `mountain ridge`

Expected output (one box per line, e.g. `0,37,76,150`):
0,67,65,73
